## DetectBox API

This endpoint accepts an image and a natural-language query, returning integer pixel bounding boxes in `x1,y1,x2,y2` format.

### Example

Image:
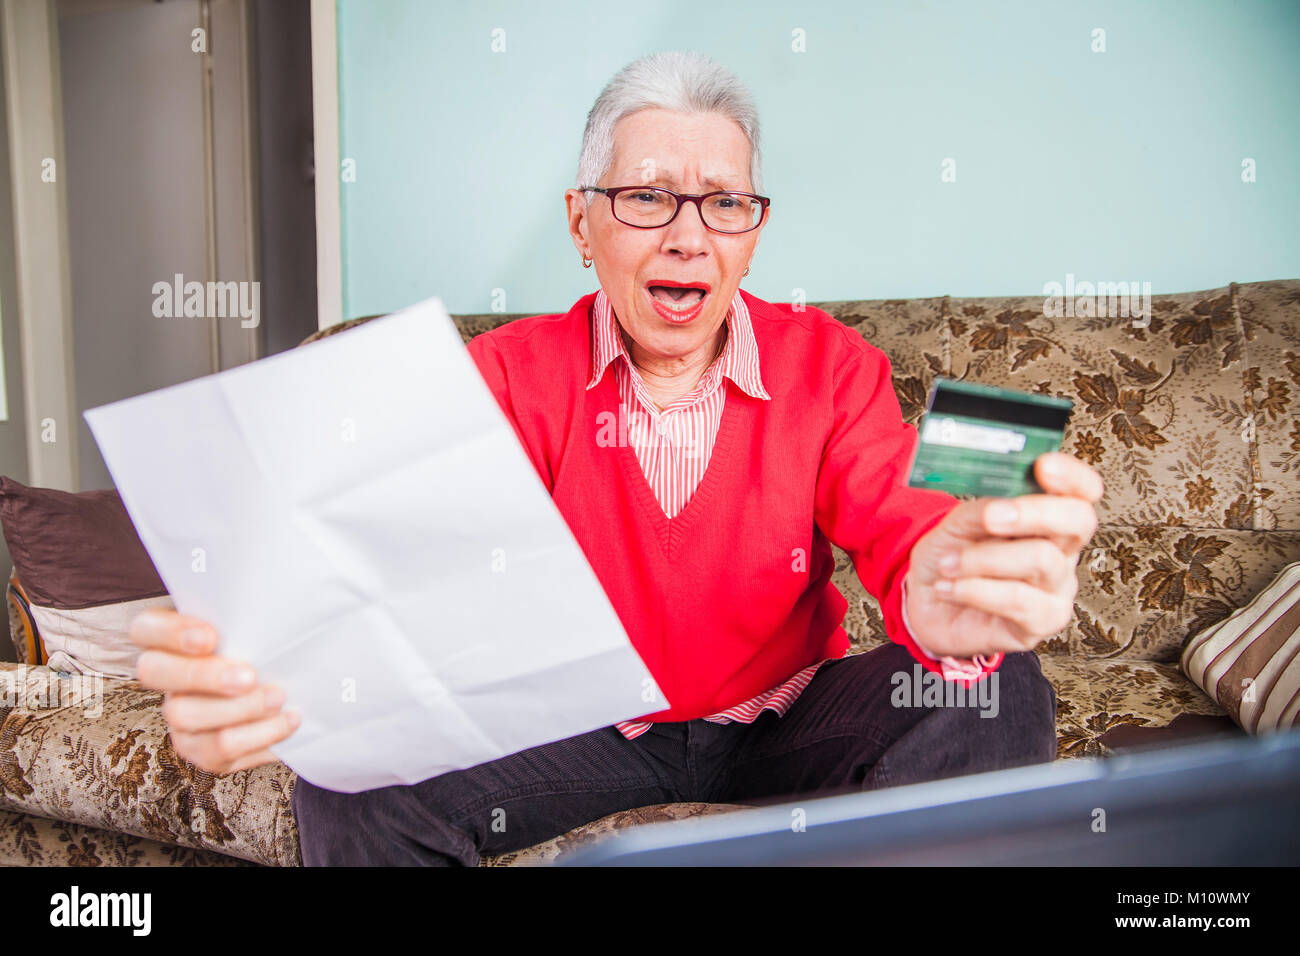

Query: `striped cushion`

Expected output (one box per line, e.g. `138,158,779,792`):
1181,562,1300,733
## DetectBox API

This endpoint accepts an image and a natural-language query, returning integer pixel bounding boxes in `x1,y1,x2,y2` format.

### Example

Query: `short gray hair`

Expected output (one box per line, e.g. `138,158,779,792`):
576,51,763,197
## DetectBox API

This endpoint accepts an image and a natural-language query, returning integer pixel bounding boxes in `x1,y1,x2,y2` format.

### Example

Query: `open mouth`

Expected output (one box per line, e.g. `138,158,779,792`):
645,280,711,319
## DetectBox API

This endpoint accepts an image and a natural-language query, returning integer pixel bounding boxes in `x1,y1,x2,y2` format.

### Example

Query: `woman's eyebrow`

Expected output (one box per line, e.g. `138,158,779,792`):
638,174,748,191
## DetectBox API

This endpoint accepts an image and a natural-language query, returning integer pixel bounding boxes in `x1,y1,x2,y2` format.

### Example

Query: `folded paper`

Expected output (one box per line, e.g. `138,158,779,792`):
85,298,666,792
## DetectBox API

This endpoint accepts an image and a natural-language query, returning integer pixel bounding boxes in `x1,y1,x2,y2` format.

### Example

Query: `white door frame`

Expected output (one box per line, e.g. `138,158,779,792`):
1,0,77,490
310,0,341,331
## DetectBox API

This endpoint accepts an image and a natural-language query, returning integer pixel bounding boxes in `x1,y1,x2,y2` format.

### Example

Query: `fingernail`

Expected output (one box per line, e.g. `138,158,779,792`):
934,579,954,593
134,610,169,638
182,628,211,652
938,552,960,574
986,501,1018,527
1040,456,1064,476
285,709,302,729
223,667,255,689
262,685,285,710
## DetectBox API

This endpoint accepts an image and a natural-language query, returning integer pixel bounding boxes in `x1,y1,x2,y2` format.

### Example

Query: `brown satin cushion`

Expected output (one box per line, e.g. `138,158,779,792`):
0,476,172,677
0,476,167,608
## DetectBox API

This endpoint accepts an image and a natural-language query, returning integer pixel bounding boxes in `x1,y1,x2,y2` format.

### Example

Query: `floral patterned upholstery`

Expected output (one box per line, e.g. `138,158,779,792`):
2,279,1295,866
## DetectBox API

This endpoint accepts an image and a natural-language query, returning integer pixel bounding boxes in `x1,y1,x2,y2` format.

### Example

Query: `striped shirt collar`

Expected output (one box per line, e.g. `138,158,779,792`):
586,287,771,400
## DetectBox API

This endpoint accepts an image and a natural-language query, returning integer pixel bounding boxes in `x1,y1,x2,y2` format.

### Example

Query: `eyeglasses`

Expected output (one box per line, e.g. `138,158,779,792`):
579,185,770,234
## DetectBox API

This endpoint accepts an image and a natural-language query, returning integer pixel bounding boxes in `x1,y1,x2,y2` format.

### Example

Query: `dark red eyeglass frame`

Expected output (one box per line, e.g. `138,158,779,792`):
579,185,771,234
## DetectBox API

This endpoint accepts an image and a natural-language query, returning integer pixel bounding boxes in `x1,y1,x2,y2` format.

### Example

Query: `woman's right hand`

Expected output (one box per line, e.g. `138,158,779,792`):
128,608,301,774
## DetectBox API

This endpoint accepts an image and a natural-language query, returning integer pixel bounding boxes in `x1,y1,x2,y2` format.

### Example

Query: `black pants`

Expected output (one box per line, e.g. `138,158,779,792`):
290,643,1058,865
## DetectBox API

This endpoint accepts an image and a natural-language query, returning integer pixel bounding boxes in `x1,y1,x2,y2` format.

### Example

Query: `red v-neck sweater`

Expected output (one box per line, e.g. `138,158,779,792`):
467,290,967,724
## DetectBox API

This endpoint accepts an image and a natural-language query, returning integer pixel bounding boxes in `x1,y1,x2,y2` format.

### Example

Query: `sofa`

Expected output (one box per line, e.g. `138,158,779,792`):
2,278,1296,866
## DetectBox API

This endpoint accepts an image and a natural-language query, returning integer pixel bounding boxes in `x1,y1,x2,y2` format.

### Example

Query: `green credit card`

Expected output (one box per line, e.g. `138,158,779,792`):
906,378,1074,498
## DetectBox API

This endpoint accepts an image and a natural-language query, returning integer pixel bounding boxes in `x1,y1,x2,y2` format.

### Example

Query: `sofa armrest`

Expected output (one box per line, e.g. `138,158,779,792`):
6,570,44,666
0,661,300,866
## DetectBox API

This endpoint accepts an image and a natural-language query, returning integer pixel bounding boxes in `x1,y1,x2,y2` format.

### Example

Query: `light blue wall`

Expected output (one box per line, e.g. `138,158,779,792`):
335,0,1299,318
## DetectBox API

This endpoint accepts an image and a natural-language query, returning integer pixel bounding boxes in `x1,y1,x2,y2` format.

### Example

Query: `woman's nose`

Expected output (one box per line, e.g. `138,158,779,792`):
661,200,711,254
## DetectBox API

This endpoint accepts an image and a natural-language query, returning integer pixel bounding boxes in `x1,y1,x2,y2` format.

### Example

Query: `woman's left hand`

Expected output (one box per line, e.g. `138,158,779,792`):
903,452,1104,659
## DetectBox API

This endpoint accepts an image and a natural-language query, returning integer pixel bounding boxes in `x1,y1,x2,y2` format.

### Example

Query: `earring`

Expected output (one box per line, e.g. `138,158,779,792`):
582,256,593,269
742,266,750,277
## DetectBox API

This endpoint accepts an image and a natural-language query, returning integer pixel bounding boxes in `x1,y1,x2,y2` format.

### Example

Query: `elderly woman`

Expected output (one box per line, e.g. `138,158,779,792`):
130,52,1102,865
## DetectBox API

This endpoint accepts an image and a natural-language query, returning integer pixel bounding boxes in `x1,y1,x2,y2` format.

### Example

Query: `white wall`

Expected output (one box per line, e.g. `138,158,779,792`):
333,0,1300,317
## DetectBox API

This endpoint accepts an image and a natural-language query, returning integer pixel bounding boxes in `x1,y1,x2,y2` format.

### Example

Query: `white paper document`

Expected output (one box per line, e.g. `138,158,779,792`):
85,297,666,793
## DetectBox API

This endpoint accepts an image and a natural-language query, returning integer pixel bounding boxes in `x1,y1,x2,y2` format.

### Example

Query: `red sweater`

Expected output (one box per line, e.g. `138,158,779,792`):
467,290,989,724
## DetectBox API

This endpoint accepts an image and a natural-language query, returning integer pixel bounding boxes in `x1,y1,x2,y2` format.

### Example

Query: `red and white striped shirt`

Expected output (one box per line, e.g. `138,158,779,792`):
587,288,998,741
